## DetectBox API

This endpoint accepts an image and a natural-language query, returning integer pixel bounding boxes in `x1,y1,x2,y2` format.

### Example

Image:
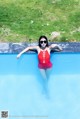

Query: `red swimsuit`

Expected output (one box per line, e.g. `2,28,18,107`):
38,50,52,69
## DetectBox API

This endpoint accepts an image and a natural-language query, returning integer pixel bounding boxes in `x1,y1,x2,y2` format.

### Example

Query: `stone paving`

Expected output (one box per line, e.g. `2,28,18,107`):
0,42,80,53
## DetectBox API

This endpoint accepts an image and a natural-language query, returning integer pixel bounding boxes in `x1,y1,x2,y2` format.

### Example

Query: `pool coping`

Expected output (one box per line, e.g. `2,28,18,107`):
0,42,80,53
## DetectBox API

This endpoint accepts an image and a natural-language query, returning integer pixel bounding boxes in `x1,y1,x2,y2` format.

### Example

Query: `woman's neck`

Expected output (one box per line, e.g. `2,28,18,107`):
40,47,47,50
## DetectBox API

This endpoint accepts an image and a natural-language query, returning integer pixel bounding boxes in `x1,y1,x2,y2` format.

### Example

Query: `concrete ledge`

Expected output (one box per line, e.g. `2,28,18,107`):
0,42,80,53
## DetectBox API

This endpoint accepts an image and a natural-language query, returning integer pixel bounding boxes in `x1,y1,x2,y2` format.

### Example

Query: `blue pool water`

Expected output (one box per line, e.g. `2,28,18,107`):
0,53,80,119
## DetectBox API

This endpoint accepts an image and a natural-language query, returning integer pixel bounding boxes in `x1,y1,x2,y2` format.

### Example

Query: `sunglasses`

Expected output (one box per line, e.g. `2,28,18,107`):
40,40,47,44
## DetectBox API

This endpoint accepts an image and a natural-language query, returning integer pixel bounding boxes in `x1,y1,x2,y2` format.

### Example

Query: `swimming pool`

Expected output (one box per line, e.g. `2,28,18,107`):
0,53,80,119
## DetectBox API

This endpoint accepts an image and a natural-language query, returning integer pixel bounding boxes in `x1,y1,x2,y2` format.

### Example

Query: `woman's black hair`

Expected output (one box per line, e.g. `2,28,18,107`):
38,35,49,48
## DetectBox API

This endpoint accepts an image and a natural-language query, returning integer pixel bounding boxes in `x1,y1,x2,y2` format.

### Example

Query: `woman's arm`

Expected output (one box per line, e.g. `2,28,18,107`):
17,46,38,58
49,44,62,52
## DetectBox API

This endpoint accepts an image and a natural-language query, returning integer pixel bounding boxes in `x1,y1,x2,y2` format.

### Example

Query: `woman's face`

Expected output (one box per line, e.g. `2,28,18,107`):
40,38,47,48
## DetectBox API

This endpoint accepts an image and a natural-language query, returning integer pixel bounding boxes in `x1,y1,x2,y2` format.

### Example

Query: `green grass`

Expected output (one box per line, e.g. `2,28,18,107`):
0,0,80,42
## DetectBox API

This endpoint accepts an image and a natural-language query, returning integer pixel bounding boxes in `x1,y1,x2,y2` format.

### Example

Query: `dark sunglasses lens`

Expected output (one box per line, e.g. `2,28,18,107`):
40,41,47,44
44,41,47,43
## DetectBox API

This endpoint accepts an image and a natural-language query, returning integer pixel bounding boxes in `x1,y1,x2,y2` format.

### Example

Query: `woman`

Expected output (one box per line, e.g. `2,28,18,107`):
17,35,62,80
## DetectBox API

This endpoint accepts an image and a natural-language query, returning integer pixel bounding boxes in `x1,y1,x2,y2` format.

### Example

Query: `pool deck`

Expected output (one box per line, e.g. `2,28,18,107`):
0,42,80,53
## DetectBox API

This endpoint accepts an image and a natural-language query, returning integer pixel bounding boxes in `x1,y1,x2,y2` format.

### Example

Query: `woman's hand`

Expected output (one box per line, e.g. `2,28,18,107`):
17,53,21,59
